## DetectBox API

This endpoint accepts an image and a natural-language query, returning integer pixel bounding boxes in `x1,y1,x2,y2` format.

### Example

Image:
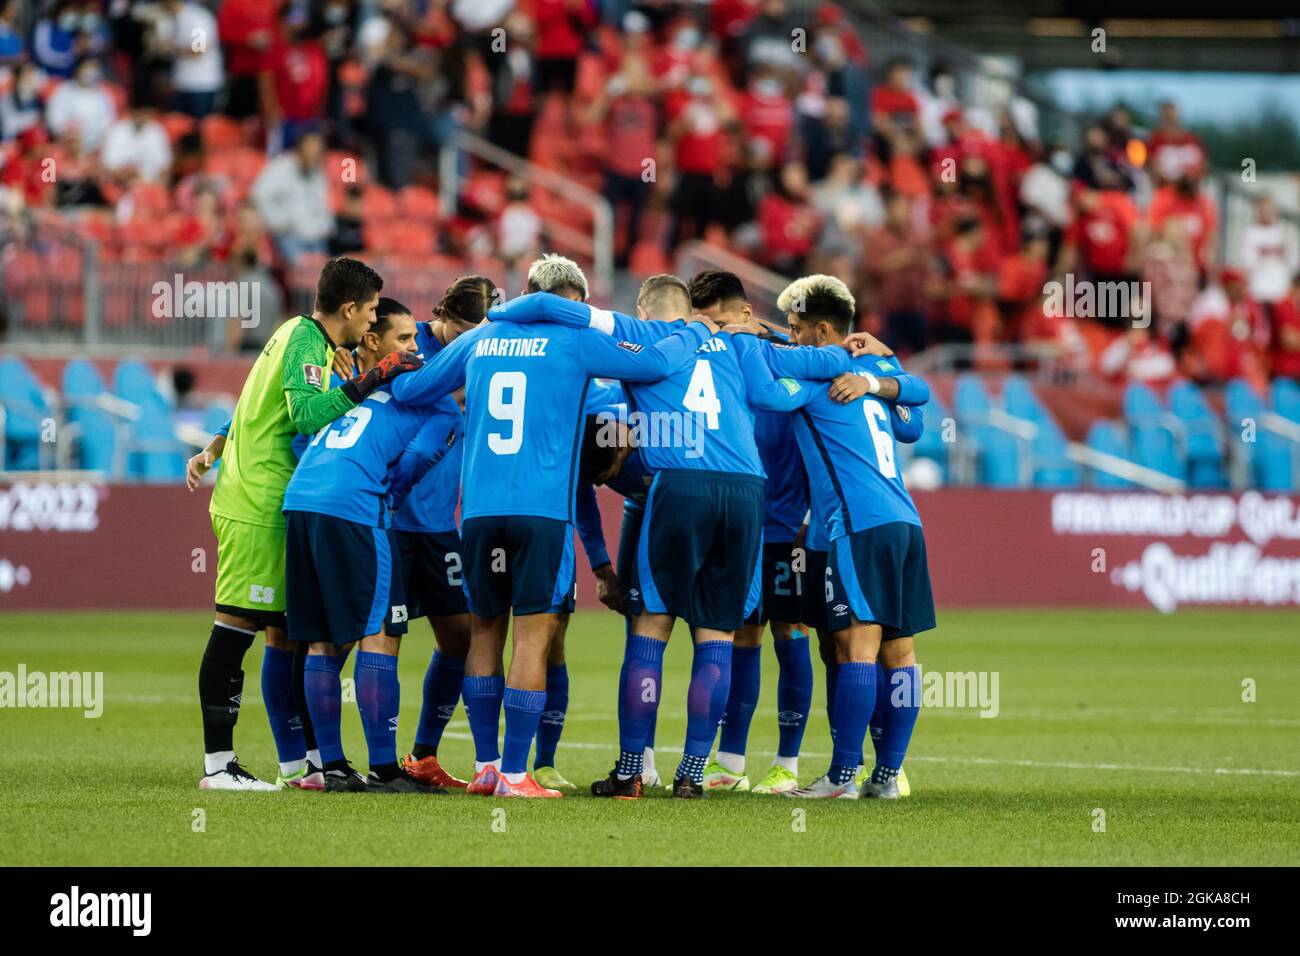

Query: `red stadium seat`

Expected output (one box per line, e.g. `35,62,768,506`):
397,185,440,222
206,146,265,189
325,150,367,187
160,112,196,144
200,114,243,151
362,183,398,221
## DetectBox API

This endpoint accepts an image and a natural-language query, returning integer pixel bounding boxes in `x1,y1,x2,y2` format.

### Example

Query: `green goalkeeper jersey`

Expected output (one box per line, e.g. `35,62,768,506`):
210,315,357,529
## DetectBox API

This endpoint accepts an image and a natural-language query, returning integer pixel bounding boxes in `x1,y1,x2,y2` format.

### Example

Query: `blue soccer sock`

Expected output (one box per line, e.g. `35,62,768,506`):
260,645,304,768
681,640,733,767
873,664,921,773
534,664,568,769
303,654,345,765
413,650,464,758
463,675,504,764
825,659,865,766
829,661,876,779
717,645,760,762
617,634,666,758
773,633,813,760
355,651,400,770
502,687,547,776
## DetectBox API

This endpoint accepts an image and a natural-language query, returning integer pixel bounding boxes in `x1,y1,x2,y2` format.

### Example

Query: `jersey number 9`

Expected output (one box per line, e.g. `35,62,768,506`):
488,371,527,455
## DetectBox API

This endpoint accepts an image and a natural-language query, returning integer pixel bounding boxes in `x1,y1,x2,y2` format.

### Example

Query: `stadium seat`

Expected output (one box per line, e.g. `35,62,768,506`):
1225,377,1293,490
126,397,185,483
1001,375,1080,487
954,373,1020,487
1167,380,1226,488
0,357,51,470
1084,420,1137,489
61,360,116,474
1122,382,1184,481
113,359,164,409
910,393,951,481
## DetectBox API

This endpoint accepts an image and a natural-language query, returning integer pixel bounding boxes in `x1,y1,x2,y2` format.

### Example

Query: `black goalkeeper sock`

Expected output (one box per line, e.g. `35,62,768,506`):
371,762,402,782
411,744,438,761
199,622,256,753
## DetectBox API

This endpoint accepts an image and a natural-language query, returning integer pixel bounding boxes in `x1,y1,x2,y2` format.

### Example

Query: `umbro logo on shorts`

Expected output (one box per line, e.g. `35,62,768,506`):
833,604,848,613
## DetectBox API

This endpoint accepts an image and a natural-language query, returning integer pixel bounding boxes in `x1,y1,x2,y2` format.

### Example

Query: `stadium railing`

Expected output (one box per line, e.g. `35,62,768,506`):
437,130,615,298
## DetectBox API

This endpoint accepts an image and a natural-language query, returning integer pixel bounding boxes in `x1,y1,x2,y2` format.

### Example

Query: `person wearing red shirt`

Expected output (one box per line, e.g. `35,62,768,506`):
1061,186,1143,328
588,54,660,267
528,0,596,94
756,161,821,275
1271,277,1300,381
738,69,793,169
1148,179,1217,276
1146,101,1206,186
665,74,735,251
261,6,330,151
870,57,919,160
217,0,276,119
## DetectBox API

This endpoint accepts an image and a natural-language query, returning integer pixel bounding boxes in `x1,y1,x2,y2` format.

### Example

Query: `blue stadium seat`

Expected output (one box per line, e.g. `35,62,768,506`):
1122,382,1184,481
126,396,185,483
0,356,51,470
910,394,950,481
113,359,164,408
1225,378,1293,490
1001,375,1080,487
60,360,116,474
955,373,1019,487
1167,380,1226,488
1085,420,1138,488
1274,378,1300,423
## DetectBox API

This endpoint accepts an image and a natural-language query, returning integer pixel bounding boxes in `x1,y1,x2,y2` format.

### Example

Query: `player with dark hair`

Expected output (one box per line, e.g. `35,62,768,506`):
184,256,420,791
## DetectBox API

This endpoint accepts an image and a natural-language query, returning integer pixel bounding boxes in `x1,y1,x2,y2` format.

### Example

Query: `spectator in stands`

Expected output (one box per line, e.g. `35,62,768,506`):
0,0,24,65
917,61,959,149
808,4,870,142
488,10,538,160
226,199,274,266
251,130,331,265
174,181,227,265
531,0,597,130
589,41,659,268
870,57,921,163
158,0,224,119
224,246,284,353
1238,194,1298,307
45,56,116,150
811,151,883,252
756,160,821,276
1183,268,1269,387
740,0,802,80
1072,123,1132,193
363,12,435,189
1143,217,1200,334
934,214,999,345
864,187,931,355
1148,168,1217,276
1271,273,1300,381
740,67,795,172
497,176,542,269
1060,184,1143,326
32,1,109,78
0,61,45,142
217,0,276,120
665,74,734,251
1098,325,1176,385
329,184,365,256
102,103,173,184
800,93,857,183
263,3,330,153
1146,100,1206,187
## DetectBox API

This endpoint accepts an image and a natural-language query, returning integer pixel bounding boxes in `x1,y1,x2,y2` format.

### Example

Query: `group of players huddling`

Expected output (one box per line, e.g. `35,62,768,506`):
187,252,935,801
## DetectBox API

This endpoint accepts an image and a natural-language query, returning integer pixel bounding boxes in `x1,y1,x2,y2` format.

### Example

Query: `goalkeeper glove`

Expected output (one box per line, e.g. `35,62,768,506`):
341,350,423,403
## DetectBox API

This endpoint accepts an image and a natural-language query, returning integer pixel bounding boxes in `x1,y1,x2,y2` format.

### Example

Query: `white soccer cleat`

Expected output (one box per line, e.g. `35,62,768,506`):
785,773,859,800
199,759,278,791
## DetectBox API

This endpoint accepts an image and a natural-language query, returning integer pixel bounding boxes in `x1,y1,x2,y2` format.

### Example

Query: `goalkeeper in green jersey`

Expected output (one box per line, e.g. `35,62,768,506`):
184,257,422,790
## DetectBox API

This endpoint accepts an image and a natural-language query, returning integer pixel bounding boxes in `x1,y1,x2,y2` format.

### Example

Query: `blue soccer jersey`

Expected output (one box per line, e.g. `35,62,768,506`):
390,401,463,533
282,388,444,528
488,293,855,477
389,315,713,523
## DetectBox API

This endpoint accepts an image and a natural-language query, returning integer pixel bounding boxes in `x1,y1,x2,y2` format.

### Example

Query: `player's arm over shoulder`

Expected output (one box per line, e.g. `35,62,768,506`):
280,321,357,434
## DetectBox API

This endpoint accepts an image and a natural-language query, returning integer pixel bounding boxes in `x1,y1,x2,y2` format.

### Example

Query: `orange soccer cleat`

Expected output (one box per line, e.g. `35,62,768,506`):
466,764,501,795
493,772,563,798
402,753,468,790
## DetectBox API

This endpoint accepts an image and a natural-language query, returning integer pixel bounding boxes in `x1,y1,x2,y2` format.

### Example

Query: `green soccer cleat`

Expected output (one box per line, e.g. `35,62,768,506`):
896,767,911,798
532,766,576,792
855,765,869,790
702,760,750,792
751,764,800,795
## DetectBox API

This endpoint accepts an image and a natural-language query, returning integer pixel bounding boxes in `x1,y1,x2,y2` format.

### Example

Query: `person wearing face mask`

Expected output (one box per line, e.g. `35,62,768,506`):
158,0,225,118
0,62,45,142
33,1,109,78
665,73,736,251
262,3,329,153
45,55,117,150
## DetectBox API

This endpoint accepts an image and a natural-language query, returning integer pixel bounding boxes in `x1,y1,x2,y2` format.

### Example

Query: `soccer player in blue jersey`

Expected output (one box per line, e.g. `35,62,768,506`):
761,274,936,799
281,307,456,793
389,277,496,791
488,268,866,797
390,255,720,798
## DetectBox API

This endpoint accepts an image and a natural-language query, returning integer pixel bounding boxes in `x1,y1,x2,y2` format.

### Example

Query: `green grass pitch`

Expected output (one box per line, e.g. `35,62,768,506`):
1,608,1297,866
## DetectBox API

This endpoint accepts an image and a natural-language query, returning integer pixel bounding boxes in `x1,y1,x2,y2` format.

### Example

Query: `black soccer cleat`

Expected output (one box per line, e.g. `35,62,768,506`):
672,776,706,799
591,769,644,800
323,761,368,793
365,767,447,794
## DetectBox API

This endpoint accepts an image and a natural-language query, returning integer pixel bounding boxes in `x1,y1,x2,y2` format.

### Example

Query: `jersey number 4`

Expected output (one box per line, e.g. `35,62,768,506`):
683,360,721,430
